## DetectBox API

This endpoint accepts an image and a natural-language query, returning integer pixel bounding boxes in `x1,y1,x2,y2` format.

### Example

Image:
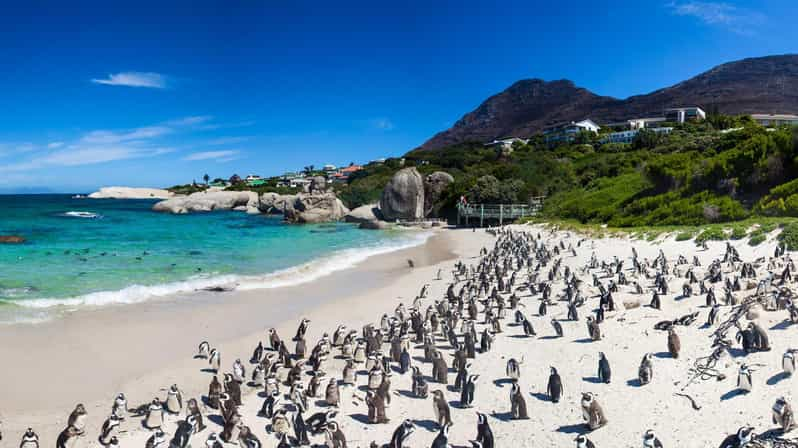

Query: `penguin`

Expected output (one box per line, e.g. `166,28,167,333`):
639,353,653,385
366,390,389,424
56,426,80,448
643,429,663,448
707,305,720,327
204,432,223,448
294,318,310,341
432,352,449,384
276,433,291,448
737,364,752,393
306,410,338,435
432,390,453,427
773,396,795,433
388,420,415,448
551,319,564,338
784,349,798,376
581,392,607,430
20,428,39,448
238,426,262,448
325,377,340,407
324,421,347,448
506,358,522,380
98,415,122,446
222,413,244,442
650,292,661,310
597,352,611,384
431,423,451,448
461,374,478,408
522,318,536,337
509,380,529,419
474,412,494,448
575,435,595,448
170,419,194,448
197,341,210,359
539,300,547,316
399,348,411,374
144,398,164,429
749,322,771,351
258,389,281,419
111,393,128,420
587,316,601,341
293,410,310,446
268,328,281,351
208,348,221,373
207,375,222,409
165,384,183,414
718,426,754,448
667,328,680,359
547,367,563,403
412,366,429,398
145,430,168,448
250,341,264,364
186,398,206,432
67,404,88,434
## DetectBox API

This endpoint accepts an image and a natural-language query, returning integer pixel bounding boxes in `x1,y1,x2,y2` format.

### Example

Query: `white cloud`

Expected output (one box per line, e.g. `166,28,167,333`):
0,145,173,172
91,72,167,89
667,1,765,34
166,115,213,126
183,150,240,162
48,141,64,149
207,136,250,145
369,118,394,131
81,126,172,144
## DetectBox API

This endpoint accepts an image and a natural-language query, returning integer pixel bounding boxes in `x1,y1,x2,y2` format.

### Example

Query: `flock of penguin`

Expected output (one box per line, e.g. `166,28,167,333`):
9,225,798,447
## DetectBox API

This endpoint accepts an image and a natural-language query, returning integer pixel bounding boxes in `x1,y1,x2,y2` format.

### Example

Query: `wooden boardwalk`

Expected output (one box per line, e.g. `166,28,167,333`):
456,197,545,226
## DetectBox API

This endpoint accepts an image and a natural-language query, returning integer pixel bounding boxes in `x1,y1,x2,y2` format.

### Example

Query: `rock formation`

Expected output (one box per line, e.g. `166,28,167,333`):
0,235,25,244
284,193,349,224
423,172,454,217
380,167,425,221
89,187,175,200
259,193,297,215
344,203,383,224
152,191,259,214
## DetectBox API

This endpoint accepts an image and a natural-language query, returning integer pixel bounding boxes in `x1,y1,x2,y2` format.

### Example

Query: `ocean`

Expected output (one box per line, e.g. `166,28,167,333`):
0,195,428,323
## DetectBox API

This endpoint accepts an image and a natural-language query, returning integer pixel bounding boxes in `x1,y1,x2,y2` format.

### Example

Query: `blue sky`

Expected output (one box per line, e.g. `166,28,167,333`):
0,0,796,192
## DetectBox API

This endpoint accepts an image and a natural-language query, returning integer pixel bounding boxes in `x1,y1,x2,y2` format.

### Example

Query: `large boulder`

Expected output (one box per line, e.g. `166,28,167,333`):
259,192,297,215
423,171,454,217
380,167,425,221
89,186,175,199
344,203,383,223
153,191,258,214
284,193,349,224
0,235,25,244
309,176,328,194
359,219,389,230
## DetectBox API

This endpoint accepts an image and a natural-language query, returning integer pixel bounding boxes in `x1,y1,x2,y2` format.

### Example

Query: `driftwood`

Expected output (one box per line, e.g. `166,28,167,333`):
673,393,701,410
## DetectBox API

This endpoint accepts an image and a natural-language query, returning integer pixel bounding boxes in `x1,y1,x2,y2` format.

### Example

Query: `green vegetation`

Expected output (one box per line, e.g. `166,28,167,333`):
225,182,301,196
167,184,208,195
778,223,798,250
337,116,798,227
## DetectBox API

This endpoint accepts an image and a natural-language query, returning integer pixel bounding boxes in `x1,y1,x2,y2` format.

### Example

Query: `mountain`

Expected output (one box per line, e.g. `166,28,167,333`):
418,54,798,151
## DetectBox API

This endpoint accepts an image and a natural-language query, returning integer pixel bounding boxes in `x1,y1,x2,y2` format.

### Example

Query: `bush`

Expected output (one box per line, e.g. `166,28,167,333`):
675,232,694,241
730,226,748,240
778,223,798,250
695,227,726,244
748,233,766,246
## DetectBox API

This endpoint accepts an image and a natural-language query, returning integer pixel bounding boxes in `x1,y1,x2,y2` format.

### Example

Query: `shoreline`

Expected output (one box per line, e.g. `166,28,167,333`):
0,228,490,445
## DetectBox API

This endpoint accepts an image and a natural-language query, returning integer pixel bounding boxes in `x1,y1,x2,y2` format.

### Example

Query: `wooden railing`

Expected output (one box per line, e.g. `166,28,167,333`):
456,197,545,226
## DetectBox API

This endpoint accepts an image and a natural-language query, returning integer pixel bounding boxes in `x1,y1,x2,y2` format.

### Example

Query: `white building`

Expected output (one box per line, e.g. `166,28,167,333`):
600,127,673,144
627,117,667,130
322,164,337,172
664,106,706,123
751,114,798,127
544,119,600,145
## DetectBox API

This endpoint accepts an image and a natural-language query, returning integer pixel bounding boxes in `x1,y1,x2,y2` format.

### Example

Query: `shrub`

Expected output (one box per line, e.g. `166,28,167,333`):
695,227,726,244
748,233,766,246
778,223,798,250
730,226,747,240
675,232,694,241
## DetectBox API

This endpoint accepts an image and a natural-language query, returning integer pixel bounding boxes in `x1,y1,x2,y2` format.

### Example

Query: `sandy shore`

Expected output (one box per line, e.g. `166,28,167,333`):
3,223,796,447
0,228,489,445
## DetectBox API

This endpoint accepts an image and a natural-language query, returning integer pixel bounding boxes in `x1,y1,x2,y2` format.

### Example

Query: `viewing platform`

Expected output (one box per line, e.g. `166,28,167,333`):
456,197,545,226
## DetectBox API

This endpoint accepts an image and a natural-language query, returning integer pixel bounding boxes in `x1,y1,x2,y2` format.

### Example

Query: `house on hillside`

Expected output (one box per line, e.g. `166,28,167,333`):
627,117,667,130
664,106,706,123
600,127,673,144
484,137,529,154
751,114,798,127
543,119,600,145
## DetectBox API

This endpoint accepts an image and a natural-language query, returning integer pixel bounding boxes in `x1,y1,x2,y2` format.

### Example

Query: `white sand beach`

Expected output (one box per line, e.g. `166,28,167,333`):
1,224,795,447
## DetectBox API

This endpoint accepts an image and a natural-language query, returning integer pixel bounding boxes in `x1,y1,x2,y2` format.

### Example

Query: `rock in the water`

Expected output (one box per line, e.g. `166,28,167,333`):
0,235,25,244
359,219,389,230
89,186,175,199
344,203,383,223
380,167,425,221
259,193,297,215
152,191,258,214
284,193,349,223
423,171,454,217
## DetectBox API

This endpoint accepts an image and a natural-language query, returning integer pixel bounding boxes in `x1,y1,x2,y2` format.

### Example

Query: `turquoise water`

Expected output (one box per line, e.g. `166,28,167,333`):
0,195,426,322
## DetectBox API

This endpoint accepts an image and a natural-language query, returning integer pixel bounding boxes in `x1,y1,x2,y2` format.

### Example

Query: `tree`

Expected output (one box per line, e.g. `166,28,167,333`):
203,173,210,185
